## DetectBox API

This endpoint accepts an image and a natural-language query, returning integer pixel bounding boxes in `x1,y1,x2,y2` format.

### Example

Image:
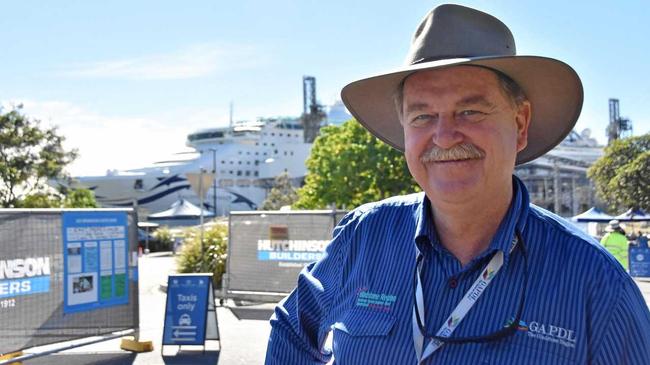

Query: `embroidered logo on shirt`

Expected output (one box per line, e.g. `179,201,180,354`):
506,318,577,348
355,288,397,312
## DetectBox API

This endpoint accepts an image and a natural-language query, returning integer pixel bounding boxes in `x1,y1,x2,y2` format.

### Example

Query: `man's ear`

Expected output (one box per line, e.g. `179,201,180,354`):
515,101,531,152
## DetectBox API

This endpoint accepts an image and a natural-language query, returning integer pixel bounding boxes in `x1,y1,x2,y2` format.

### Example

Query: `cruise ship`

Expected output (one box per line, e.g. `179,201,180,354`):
66,117,314,217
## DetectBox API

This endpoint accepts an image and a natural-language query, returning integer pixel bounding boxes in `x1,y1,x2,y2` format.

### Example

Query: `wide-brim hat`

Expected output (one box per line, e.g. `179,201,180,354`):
341,4,583,165
606,219,623,232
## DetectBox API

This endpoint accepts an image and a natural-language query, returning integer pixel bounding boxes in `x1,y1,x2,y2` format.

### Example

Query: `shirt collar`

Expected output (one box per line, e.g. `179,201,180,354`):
413,175,530,265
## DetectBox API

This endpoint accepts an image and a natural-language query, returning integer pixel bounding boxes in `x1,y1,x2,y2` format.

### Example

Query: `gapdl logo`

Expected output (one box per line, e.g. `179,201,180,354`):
504,317,529,331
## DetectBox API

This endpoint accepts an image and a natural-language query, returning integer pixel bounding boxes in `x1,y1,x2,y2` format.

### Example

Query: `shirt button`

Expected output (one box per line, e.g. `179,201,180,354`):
448,278,458,289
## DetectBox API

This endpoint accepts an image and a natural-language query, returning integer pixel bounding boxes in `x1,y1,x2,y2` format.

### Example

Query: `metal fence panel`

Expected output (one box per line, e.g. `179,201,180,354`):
0,209,139,353
227,211,346,296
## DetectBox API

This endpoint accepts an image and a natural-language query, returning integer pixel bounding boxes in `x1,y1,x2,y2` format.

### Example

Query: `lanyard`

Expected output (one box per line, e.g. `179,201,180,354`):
412,236,519,363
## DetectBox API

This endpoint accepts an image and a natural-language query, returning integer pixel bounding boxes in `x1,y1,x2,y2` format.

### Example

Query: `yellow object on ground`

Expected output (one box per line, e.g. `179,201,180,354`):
601,231,629,270
120,337,154,353
0,351,23,364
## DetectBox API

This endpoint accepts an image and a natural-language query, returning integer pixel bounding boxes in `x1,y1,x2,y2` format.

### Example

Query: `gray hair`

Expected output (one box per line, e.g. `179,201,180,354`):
393,67,528,121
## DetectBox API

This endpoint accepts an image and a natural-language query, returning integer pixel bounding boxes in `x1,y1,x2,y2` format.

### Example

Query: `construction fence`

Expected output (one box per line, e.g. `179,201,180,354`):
0,209,139,354
224,210,346,301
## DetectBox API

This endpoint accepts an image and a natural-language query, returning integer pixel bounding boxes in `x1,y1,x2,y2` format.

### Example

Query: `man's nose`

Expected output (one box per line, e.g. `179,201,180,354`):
431,113,462,149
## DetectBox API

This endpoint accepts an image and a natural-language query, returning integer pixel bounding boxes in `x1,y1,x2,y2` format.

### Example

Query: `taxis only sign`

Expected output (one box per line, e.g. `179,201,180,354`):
0,256,51,298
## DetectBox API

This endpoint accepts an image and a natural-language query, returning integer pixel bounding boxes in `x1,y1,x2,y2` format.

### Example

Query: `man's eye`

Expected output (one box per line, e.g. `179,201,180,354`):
409,114,434,126
458,110,486,121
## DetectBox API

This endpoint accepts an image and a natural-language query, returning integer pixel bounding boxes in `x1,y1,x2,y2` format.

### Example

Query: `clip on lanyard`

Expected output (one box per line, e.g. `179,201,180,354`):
412,236,519,363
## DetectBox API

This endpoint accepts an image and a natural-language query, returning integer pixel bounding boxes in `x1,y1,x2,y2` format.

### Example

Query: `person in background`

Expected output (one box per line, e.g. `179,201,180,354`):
601,219,629,269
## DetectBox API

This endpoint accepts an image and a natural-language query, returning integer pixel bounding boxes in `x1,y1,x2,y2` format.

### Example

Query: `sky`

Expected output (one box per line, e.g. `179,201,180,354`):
1,0,648,176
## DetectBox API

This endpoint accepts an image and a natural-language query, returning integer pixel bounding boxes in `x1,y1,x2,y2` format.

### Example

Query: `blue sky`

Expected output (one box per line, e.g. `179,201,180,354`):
1,1,648,176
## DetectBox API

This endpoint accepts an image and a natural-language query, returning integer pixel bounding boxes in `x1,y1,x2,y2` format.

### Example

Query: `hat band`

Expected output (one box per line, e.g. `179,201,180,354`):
410,55,470,65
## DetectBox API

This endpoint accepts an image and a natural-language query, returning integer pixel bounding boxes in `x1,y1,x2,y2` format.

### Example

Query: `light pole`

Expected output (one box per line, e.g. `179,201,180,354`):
209,148,217,217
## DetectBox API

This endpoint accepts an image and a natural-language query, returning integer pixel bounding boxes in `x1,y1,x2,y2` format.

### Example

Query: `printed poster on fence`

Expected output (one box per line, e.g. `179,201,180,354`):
62,211,129,313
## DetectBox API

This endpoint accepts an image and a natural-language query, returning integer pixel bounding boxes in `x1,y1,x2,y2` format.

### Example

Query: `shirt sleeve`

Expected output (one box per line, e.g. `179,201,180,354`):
592,276,650,364
264,211,357,365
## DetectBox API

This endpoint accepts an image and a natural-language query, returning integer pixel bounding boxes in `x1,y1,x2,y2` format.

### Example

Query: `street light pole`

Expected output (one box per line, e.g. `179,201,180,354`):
210,148,217,217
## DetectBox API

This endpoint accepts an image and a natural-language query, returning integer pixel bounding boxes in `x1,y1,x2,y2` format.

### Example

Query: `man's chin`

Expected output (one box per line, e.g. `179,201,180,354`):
424,177,483,204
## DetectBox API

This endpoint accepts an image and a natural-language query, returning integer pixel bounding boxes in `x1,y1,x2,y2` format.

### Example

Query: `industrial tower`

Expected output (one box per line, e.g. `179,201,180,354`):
607,98,633,145
301,76,326,143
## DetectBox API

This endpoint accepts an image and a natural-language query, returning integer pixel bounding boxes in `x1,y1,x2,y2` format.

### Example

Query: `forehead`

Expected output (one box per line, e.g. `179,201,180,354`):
402,66,501,100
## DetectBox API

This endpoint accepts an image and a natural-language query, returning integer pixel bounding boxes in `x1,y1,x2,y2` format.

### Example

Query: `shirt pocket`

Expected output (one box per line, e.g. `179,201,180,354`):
331,309,400,364
332,308,397,337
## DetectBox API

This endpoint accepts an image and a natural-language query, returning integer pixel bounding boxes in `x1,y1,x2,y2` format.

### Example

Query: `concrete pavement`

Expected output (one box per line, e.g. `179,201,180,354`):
21,252,272,365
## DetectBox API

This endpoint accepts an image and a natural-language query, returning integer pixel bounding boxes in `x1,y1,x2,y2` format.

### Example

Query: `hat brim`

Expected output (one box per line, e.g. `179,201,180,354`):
341,56,583,165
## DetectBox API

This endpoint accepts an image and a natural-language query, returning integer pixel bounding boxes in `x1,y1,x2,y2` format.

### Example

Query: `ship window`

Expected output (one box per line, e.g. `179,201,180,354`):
245,171,251,176
237,170,242,176
254,171,259,177
255,160,259,166
246,161,250,165
263,143,267,146
247,152,250,155
238,151,242,155
263,152,267,156
284,151,287,156
134,179,144,190
255,152,259,155
229,170,233,175
279,133,283,137
255,142,259,146
221,160,225,164
238,161,242,165
290,151,294,156
271,143,275,146
271,133,275,136
274,149,278,154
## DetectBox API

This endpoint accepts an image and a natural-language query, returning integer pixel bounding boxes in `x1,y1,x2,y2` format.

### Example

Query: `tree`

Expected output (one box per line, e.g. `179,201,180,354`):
294,120,419,209
16,188,98,208
0,106,78,207
63,188,99,208
588,133,650,212
261,171,299,210
17,192,62,208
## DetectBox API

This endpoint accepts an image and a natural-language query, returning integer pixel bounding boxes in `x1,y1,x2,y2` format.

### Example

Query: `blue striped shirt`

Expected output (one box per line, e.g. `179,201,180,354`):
266,176,650,364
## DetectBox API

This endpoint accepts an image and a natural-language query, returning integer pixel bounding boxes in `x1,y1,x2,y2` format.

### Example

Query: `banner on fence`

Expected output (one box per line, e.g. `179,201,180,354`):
0,209,139,354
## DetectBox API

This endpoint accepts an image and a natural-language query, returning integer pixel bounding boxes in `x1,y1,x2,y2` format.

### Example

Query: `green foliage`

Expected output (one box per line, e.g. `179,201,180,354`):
17,193,62,208
15,188,97,208
294,120,419,209
0,106,77,207
261,171,299,210
63,188,98,208
177,223,228,287
588,134,650,211
150,226,174,252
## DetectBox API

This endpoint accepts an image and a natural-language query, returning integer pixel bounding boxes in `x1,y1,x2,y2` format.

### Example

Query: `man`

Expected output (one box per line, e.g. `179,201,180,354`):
601,219,629,269
266,4,650,364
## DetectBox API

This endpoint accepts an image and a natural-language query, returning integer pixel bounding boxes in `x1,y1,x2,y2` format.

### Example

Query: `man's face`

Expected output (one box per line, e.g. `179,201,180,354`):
401,66,530,205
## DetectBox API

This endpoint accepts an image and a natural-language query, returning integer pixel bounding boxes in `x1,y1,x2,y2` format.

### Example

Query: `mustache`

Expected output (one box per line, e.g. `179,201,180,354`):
420,143,485,163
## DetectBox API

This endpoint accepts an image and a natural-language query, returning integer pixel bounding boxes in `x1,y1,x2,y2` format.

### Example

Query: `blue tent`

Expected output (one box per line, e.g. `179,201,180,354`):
614,208,650,222
571,207,614,222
